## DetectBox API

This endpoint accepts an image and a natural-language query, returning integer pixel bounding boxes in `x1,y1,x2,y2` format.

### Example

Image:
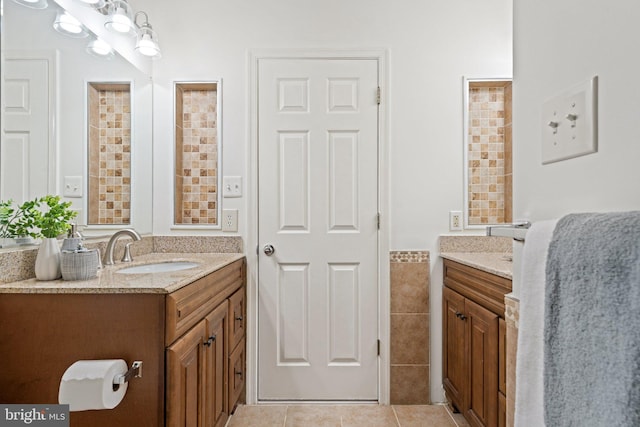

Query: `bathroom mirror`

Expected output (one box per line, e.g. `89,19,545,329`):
1,0,153,235
463,77,513,228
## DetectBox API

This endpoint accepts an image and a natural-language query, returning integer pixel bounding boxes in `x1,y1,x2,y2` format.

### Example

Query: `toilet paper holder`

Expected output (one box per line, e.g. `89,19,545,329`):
112,361,143,391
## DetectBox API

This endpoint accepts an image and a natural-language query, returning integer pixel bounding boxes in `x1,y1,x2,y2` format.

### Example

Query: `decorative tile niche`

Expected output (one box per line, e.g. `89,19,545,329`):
174,82,220,226
467,81,513,225
87,82,131,225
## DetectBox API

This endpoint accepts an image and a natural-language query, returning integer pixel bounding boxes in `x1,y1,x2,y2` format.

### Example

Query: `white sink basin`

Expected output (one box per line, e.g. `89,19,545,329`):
116,261,200,274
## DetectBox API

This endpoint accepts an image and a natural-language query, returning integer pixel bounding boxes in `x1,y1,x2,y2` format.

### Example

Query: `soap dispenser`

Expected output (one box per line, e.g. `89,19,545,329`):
61,223,83,251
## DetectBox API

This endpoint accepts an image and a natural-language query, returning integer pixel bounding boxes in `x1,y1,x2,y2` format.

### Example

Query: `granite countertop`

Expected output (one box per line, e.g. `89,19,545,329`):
0,252,244,294
440,252,513,279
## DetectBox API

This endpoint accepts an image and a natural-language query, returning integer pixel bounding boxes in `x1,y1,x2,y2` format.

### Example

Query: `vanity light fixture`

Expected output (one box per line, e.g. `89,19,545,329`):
86,38,115,59
53,10,89,38
134,11,161,58
104,0,135,35
11,0,48,9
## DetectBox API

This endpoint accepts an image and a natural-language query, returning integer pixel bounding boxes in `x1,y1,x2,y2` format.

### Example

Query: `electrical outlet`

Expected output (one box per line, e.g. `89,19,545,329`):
222,209,238,232
449,211,463,231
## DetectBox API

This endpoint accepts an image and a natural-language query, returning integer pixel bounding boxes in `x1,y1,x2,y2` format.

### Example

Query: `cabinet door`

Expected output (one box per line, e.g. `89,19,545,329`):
228,337,246,412
466,298,499,427
204,303,229,427
167,320,207,427
228,288,246,352
443,287,467,412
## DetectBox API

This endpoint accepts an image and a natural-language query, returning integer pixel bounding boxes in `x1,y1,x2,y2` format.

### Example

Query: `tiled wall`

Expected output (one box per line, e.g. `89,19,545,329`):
88,83,131,225
390,251,430,404
175,83,219,225
468,82,512,225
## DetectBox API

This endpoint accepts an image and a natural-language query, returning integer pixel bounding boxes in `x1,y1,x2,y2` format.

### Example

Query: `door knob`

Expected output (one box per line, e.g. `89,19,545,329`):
263,244,275,256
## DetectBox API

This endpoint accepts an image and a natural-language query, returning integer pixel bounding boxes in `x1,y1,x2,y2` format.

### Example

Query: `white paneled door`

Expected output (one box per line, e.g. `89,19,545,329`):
257,58,379,400
1,54,55,202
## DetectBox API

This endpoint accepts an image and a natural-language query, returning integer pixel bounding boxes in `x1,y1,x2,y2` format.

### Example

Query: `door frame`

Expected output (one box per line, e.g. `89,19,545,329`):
247,48,390,404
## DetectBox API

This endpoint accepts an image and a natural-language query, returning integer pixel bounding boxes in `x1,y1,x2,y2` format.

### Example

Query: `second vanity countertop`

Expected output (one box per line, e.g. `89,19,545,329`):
0,252,244,294
440,252,513,280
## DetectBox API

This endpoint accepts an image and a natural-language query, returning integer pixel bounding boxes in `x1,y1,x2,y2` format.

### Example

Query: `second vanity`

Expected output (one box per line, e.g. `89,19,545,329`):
0,252,246,427
441,247,513,427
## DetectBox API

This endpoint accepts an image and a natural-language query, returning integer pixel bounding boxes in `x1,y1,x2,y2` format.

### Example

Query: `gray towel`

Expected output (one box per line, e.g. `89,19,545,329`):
544,212,640,427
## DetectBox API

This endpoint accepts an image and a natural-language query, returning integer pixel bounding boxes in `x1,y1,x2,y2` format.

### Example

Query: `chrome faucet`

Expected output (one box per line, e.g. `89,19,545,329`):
103,228,142,266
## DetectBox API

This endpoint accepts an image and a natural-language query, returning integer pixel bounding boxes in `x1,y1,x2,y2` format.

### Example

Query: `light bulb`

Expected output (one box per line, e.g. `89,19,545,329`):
58,13,83,34
136,34,159,57
11,0,48,9
111,8,131,33
87,39,113,56
53,11,88,38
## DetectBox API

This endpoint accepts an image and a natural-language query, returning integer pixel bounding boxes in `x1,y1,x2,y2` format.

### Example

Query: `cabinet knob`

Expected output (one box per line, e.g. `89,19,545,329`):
235,315,243,321
455,311,467,321
235,370,243,379
204,334,216,347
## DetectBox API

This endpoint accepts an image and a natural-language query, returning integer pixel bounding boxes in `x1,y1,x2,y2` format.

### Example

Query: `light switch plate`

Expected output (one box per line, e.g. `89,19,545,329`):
541,76,598,164
223,176,242,198
63,176,83,198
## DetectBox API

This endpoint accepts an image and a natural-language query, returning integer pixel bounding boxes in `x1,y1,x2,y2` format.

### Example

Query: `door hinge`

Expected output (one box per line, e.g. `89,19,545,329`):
376,87,381,105
377,212,381,230
377,339,381,356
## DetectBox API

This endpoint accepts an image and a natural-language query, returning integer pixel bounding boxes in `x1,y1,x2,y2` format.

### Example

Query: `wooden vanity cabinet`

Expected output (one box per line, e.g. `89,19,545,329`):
0,257,246,427
443,259,511,427
165,258,246,427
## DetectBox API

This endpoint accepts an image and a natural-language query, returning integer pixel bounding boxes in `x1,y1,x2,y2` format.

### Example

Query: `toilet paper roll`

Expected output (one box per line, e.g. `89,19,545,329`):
58,359,128,411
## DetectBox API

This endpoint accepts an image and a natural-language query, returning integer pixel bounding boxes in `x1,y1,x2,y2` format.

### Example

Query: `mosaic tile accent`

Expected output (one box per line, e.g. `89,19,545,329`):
468,84,506,225
88,84,131,225
389,251,429,263
175,84,219,225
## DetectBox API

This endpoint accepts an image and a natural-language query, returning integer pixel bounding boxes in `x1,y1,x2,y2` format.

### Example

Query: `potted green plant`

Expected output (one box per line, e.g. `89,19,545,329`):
0,199,40,246
0,200,14,247
34,195,78,239
33,195,78,281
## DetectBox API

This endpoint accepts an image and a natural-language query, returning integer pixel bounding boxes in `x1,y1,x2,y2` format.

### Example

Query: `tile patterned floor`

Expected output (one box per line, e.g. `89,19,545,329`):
226,404,471,427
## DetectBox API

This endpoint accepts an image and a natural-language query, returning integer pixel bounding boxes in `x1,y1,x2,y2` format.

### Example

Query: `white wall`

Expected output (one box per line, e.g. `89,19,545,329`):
139,0,512,402
513,0,640,221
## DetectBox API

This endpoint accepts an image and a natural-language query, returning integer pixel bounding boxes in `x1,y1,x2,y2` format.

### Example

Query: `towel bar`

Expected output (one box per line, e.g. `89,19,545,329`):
486,222,531,241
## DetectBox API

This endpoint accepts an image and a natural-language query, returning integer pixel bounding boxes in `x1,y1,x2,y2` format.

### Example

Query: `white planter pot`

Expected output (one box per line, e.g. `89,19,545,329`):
35,238,61,281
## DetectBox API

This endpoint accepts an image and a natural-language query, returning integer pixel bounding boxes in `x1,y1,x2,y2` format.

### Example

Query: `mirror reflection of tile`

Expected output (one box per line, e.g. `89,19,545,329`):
88,83,132,226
